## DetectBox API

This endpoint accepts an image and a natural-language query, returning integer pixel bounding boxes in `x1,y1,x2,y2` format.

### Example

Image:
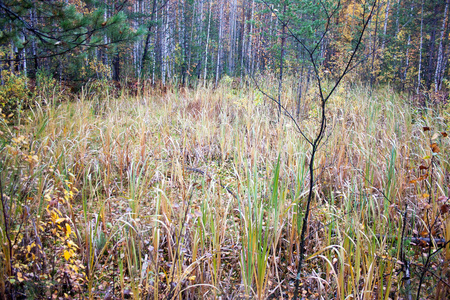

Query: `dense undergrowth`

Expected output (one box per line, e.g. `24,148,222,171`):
0,76,449,299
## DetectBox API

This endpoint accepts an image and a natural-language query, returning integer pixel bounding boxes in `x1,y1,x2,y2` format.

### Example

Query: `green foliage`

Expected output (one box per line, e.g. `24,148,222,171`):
35,68,58,98
0,70,31,118
1,0,142,83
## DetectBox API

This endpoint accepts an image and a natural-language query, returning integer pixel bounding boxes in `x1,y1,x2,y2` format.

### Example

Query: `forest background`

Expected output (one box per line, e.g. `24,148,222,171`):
1,0,449,93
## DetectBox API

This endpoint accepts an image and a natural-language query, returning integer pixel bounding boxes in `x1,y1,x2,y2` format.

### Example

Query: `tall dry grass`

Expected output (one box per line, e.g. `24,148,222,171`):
0,77,449,299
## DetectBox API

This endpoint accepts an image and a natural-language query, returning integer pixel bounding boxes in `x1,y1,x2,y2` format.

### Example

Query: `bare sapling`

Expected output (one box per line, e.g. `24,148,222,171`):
253,1,378,299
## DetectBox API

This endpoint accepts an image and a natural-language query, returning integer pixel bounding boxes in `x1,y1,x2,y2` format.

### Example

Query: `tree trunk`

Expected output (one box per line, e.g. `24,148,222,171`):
296,64,304,119
247,0,255,75
403,34,411,86
434,0,449,92
103,0,109,77
187,0,197,81
215,0,224,86
438,12,450,91
228,0,237,75
402,4,414,88
371,4,380,86
417,0,424,94
141,0,158,76
113,54,120,81
278,4,287,119
29,1,38,77
240,0,247,80
426,4,439,88
162,4,169,85
180,0,188,85
381,0,390,50
203,0,212,86
152,7,158,85
195,0,204,79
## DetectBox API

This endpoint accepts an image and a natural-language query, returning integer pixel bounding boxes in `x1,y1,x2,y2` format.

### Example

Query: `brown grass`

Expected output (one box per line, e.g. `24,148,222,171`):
1,78,449,299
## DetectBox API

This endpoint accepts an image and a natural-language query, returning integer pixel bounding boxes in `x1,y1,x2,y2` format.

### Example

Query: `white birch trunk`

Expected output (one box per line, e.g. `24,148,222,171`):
403,34,411,82
240,1,247,80
434,0,449,92
152,8,158,85
203,0,212,86
215,0,225,86
162,4,170,85
417,0,424,94
247,0,255,75
382,0,390,50
402,5,413,84
196,0,204,79
187,0,197,76
395,0,400,36
104,0,109,77
228,0,237,74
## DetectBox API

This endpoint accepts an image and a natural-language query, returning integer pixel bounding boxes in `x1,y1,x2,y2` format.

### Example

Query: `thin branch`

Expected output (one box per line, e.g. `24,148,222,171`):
256,2,377,299
0,177,13,276
247,71,313,146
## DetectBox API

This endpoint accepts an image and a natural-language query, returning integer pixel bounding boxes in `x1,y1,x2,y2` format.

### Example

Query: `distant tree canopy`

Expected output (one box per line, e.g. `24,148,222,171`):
1,0,449,93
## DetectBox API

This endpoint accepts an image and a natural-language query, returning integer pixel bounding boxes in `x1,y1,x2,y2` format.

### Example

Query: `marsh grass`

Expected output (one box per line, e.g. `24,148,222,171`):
0,77,449,299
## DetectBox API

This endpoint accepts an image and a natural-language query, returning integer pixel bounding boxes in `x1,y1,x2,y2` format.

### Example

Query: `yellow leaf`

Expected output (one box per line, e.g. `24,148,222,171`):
422,193,430,198
55,217,65,224
17,272,24,282
67,240,79,249
65,223,72,237
70,264,79,272
63,250,71,261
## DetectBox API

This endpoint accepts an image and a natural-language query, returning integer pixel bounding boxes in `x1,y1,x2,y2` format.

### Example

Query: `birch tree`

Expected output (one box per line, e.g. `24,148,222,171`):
434,0,449,91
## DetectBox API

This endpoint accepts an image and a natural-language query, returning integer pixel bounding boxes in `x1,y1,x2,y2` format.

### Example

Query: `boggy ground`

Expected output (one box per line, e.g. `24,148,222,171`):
1,79,449,299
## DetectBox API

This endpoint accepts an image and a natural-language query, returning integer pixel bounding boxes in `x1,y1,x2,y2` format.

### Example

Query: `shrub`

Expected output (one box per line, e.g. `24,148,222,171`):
0,70,31,118
35,68,58,98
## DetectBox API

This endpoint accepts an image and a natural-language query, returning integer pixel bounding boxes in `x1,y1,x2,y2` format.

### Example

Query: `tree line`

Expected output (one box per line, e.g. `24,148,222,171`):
1,0,449,93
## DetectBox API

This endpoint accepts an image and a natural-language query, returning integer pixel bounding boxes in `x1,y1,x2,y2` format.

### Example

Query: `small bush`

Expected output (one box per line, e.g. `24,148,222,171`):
35,68,58,97
0,70,31,118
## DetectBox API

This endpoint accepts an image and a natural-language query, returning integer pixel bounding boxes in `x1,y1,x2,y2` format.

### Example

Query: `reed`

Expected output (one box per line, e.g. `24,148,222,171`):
1,78,449,298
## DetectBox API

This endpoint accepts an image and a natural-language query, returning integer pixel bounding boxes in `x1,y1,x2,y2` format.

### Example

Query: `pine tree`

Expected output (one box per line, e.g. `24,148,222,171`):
0,0,140,81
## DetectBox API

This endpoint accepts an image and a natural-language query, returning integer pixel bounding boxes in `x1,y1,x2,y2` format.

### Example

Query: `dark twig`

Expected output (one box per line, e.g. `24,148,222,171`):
399,206,412,300
417,140,437,300
409,260,450,290
0,178,13,276
375,235,448,246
